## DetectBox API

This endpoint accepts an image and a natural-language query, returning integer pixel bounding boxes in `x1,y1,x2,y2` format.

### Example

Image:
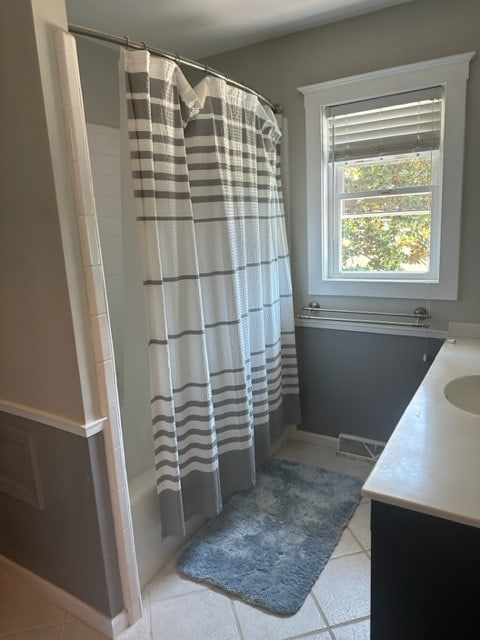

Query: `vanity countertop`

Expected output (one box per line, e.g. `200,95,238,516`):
362,337,480,528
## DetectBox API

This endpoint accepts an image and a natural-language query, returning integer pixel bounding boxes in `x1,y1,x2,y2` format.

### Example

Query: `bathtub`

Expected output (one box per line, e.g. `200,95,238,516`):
128,467,206,588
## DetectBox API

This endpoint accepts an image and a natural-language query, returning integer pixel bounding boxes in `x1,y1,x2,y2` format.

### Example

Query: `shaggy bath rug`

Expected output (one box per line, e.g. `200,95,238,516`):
176,458,364,615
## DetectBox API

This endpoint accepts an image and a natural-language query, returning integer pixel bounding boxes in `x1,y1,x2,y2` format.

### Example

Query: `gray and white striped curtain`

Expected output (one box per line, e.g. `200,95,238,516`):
122,49,300,537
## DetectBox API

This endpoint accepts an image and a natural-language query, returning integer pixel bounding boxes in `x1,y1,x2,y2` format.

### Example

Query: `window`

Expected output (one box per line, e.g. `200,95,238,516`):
300,53,474,300
327,89,441,279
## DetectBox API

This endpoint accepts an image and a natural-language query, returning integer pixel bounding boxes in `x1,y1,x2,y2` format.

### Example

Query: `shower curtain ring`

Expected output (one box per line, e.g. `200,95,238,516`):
174,53,180,65
124,35,131,48
204,64,209,77
141,41,148,50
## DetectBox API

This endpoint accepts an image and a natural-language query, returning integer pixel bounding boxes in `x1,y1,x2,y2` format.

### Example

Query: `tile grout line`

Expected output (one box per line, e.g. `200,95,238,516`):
324,547,370,565
148,584,210,604
328,614,371,638
329,613,371,629
309,589,332,632
0,622,66,639
346,524,371,554
331,546,368,560
283,627,335,640
148,602,154,639
145,586,154,640
228,597,245,640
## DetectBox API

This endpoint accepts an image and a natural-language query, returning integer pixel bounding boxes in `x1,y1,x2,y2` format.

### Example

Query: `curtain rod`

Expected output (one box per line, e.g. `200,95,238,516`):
68,23,283,114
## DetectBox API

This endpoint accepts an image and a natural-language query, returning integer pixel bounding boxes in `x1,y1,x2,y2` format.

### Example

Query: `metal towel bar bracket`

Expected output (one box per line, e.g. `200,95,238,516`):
298,303,431,328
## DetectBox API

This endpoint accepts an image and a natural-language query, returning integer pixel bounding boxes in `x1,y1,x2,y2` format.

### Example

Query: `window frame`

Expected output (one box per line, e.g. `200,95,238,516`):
299,52,474,300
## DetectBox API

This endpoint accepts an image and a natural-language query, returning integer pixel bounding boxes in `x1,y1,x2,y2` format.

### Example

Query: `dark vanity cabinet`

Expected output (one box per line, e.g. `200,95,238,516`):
370,500,480,639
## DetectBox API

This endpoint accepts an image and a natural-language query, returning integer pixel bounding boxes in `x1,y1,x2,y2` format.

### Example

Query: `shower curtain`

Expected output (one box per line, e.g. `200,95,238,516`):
122,49,300,537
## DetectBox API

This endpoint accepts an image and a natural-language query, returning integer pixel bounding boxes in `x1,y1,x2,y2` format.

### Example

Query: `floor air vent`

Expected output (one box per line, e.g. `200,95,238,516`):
337,433,385,463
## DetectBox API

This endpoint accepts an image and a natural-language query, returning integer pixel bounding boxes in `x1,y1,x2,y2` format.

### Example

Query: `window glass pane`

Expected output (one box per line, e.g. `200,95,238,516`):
341,213,431,273
343,193,432,215
342,156,433,193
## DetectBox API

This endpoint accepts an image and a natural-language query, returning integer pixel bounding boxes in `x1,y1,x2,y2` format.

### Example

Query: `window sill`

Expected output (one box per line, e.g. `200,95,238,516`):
310,277,457,300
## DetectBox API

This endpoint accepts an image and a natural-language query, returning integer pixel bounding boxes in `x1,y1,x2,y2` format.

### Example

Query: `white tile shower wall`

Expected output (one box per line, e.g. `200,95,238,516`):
56,30,141,632
86,123,124,398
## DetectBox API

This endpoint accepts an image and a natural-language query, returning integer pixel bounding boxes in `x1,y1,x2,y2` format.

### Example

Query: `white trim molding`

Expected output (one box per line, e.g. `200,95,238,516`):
55,29,142,626
299,52,475,301
0,399,106,437
0,422,45,509
298,52,475,95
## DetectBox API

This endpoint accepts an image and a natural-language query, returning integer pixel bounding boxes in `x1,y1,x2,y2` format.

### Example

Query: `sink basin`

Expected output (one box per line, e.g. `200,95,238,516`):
444,375,480,415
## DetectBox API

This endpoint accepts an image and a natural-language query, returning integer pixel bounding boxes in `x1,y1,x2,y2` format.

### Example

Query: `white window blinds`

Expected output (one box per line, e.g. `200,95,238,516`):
327,87,443,162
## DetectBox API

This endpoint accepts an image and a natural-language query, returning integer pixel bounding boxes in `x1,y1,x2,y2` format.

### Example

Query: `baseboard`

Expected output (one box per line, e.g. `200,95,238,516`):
288,426,338,449
0,554,129,639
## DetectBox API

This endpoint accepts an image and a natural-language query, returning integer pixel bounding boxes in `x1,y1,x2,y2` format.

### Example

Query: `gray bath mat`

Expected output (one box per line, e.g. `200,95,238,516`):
176,458,363,615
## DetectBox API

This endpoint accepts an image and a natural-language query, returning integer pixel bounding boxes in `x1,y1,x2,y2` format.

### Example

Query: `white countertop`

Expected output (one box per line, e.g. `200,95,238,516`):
362,337,480,528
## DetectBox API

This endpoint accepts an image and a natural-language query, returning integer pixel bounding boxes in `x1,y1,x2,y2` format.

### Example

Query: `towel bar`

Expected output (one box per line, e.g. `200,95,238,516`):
298,303,431,328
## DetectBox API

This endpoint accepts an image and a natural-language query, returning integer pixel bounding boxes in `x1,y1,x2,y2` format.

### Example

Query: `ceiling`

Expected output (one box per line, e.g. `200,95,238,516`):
66,0,412,59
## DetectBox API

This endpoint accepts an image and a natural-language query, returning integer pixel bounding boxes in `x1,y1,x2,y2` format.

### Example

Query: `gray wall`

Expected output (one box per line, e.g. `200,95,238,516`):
0,413,123,616
0,0,85,421
204,0,480,330
296,328,443,441
0,0,123,617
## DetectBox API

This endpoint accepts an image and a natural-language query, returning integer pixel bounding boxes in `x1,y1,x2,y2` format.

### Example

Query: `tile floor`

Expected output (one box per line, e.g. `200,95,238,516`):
0,440,373,640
